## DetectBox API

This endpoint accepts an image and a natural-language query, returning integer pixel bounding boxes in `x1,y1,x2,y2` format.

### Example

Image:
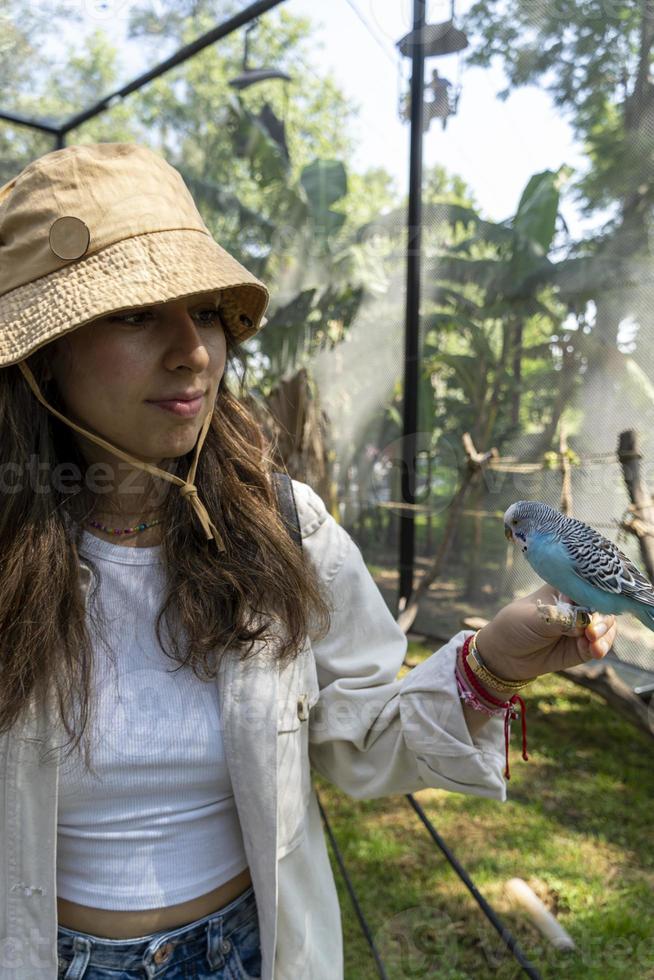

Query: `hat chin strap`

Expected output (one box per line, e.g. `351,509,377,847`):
17,360,226,552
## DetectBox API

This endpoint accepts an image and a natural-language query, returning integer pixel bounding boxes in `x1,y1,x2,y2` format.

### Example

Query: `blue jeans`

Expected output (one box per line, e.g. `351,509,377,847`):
56,884,261,979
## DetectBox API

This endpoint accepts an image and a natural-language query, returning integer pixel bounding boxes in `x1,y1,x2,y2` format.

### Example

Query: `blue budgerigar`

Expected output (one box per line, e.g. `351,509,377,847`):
504,500,654,633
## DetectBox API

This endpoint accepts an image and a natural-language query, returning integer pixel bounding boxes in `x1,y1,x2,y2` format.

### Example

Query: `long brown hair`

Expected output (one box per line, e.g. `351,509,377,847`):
0,329,332,773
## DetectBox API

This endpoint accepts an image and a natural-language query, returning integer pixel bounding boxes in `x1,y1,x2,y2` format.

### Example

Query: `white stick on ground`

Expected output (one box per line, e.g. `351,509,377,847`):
505,878,577,951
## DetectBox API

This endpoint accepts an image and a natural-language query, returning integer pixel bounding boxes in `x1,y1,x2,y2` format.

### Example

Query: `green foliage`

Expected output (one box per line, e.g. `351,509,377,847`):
513,169,570,256
422,169,571,451
300,159,347,239
4,0,631,477
463,0,652,215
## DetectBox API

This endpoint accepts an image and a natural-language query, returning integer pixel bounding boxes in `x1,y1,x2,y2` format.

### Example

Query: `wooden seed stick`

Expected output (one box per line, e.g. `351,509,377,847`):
505,878,577,951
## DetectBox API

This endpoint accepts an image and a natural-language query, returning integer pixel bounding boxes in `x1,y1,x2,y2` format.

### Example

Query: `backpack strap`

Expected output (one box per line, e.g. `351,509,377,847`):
272,472,303,551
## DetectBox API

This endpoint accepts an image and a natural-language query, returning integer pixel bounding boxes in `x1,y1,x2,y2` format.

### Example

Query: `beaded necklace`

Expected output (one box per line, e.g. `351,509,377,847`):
86,518,163,537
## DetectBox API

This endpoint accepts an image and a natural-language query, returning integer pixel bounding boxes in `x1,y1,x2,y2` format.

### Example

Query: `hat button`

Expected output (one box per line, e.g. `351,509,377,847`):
49,216,90,261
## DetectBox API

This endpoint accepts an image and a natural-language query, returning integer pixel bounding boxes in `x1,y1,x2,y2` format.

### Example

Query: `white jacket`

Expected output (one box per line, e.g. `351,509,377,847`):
0,479,508,979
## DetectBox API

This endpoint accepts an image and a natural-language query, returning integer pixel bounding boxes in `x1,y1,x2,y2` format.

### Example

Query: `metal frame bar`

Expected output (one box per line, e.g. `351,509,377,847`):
0,0,286,147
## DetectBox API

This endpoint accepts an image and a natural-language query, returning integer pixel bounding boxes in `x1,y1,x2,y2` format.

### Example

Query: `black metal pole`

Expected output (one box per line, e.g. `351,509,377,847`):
398,0,426,611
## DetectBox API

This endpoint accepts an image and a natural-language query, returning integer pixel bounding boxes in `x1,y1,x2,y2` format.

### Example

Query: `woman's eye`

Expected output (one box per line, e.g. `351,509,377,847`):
110,311,153,325
193,308,222,325
109,308,221,326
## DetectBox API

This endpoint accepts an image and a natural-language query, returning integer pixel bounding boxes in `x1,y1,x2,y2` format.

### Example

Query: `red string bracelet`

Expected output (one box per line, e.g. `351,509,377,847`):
459,633,528,780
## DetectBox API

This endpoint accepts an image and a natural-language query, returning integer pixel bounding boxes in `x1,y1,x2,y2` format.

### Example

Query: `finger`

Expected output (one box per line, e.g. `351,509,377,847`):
584,613,615,644
588,619,617,659
598,620,618,654
576,634,591,658
607,620,618,645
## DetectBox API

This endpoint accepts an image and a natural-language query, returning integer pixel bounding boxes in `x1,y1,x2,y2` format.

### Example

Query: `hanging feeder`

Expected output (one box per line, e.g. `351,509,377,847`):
228,21,291,91
396,2,468,131
396,18,468,58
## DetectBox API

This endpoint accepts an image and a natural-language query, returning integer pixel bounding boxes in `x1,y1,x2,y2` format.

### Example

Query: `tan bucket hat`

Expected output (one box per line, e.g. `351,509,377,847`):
0,142,272,549
0,141,269,363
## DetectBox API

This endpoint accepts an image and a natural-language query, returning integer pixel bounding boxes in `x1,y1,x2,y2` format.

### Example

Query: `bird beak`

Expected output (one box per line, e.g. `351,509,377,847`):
504,525,513,541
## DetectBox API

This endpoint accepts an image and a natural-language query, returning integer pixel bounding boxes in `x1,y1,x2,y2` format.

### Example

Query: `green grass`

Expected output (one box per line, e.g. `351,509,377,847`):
313,640,654,979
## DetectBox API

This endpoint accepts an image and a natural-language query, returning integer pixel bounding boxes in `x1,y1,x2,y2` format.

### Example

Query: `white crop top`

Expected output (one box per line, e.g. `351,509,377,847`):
56,530,248,910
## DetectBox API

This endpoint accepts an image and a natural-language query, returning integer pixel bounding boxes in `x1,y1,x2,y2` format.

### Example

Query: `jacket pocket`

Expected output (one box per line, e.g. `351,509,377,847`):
276,661,320,858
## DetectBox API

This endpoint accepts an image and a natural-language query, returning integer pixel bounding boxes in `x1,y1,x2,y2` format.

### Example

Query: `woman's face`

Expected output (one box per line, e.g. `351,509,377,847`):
47,292,228,468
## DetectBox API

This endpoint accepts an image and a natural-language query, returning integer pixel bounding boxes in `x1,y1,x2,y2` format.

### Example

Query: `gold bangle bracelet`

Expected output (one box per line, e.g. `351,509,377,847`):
467,631,532,693
469,638,528,686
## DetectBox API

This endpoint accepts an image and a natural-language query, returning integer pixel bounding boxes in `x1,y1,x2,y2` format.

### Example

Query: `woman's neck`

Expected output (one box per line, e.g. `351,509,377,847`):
83,496,166,548
83,522,163,548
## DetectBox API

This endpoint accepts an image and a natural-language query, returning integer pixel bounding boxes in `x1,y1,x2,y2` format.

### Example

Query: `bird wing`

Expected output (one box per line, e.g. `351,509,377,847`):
562,520,654,607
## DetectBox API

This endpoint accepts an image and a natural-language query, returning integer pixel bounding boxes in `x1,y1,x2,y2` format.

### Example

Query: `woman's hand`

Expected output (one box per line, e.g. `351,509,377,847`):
474,583,618,683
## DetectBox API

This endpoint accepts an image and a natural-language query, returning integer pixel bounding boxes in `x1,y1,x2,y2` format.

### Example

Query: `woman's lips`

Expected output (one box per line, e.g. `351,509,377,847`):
147,395,204,417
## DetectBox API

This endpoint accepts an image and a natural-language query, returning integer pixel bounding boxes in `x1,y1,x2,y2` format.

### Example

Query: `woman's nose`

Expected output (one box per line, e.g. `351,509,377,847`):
163,312,211,371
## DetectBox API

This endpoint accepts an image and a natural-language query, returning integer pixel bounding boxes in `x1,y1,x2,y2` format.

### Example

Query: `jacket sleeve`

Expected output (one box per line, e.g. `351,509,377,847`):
293,479,508,803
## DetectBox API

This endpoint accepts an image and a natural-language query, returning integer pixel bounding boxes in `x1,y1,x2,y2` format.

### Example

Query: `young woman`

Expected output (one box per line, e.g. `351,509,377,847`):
0,142,616,980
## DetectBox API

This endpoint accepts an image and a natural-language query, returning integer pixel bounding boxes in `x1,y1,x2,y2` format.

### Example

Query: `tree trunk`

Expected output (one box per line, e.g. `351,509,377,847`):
481,319,510,449
617,429,654,584
343,463,357,528
425,450,433,555
385,458,401,551
397,436,499,632
463,481,484,602
559,421,572,516
510,319,523,430
356,461,367,544
527,343,578,462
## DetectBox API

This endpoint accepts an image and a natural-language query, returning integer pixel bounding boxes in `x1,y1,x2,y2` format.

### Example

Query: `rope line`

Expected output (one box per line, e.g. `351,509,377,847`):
373,504,650,532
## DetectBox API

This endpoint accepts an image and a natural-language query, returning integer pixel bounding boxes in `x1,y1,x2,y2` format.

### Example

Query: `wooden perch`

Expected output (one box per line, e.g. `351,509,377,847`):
558,662,653,738
618,512,654,541
618,430,654,584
